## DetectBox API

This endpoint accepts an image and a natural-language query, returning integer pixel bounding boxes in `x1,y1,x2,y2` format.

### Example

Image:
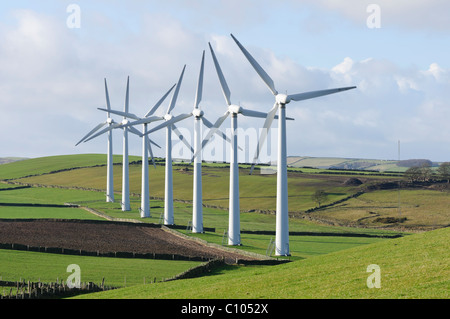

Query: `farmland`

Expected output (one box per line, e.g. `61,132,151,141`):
0,154,448,300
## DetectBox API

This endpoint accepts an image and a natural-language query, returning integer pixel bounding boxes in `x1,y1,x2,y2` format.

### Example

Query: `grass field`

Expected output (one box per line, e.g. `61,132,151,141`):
0,154,448,299
74,227,449,299
0,249,200,288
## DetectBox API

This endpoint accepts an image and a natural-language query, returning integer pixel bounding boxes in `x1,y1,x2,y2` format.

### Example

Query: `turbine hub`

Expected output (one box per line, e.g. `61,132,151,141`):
192,109,204,118
228,104,242,114
164,114,173,121
122,119,129,125
107,118,114,124
276,94,290,105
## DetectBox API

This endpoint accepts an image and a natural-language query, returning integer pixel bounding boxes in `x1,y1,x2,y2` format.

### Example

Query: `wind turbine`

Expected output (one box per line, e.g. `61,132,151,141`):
230,34,356,255
189,50,234,233
141,65,194,226
97,84,176,218
201,42,286,245
83,76,139,212
75,78,116,203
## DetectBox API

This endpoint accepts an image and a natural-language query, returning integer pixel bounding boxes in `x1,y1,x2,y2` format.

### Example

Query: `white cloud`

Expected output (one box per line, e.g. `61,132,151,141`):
0,4,448,162
303,0,450,31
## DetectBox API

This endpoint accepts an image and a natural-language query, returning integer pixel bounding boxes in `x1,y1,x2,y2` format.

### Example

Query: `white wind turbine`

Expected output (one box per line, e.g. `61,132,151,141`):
75,78,116,203
231,34,356,255
83,76,140,211
188,50,233,233
141,65,194,226
199,42,286,245
97,84,176,218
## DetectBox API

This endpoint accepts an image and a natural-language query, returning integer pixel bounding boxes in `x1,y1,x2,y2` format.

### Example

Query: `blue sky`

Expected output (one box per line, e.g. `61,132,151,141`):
0,0,449,162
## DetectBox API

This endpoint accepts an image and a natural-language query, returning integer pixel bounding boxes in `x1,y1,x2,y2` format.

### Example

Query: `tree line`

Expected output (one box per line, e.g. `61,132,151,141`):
404,162,450,183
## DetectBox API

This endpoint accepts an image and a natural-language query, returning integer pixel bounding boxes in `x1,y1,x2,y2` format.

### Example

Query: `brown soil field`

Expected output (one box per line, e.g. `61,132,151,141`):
0,219,259,264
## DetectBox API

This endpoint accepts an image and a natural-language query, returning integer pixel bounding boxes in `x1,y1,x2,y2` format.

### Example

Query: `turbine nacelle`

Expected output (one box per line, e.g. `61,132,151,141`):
276,94,290,105
192,108,204,118
121,119,129,126
228,104,243,115
164,114,174,121
106,118,114,124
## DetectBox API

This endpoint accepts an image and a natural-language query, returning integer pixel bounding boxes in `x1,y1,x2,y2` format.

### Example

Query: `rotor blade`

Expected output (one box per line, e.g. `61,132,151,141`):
104,78,111,117
249,103,279,174
145,83,177,117
97,108,141,120
173,124,194,154
146,138,156,169
240,108,269,119
208,42,231,106
240,107,293,120
125,76,130,114
84,122,122,143
75,122,107,146
148,137,161,149
288,86,357,102
230,34,278,96
121,116,163,128
194,50,205,109
201,116,233,146
192,111,230,160
145,113,193,136
128,125,143,137
167,65,186,114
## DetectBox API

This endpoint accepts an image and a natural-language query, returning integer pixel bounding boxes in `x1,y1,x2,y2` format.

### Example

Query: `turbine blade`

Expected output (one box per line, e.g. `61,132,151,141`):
230,34,278,96
146,138,157,169
122,116,163,128
288,86,357,102
104,78,111,117
148,137,161,149
84,122,122,143
125,76,130,114
240,108,269,119
145,83,177,117
128,125,142,137
173,124,194,154
145,113,192,136
167,65,186,114
75,122,107,146
201,116,232,145
97,108,141,120
250,103,279,174
208,42,232,106
192,112,230,160
194,51,205,109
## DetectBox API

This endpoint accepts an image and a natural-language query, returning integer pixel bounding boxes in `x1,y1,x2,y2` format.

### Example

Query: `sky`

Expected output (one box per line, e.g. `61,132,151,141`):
0,0,449,163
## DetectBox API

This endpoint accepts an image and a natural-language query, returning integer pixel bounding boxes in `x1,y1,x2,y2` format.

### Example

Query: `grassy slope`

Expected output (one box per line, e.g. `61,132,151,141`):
0,249,200,287
77,227,449,299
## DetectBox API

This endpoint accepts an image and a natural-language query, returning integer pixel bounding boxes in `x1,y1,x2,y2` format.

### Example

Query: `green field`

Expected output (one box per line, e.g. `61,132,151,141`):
75,227,449,299
0,154,448,299
0,249,200,288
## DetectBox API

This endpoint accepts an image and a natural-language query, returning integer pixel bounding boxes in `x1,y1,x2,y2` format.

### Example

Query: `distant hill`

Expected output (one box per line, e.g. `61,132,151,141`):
0,157,28,165
288,156,442,172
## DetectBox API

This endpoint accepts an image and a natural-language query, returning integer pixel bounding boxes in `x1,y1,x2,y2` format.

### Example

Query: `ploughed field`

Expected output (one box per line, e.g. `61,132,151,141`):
0,219,257,264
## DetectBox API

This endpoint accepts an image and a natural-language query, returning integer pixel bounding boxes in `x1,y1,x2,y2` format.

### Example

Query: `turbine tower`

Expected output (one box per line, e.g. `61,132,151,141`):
199,42,281,245
188,50,232,233
97,84,176,218
75,78,116,203
231,34,356,255
143,65,193,226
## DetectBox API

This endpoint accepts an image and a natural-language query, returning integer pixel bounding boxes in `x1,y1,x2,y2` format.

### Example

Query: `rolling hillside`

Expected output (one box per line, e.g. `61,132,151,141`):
75,226,449,299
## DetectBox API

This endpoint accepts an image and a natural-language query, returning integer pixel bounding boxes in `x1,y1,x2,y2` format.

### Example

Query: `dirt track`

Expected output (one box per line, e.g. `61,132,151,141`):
0,219,259,264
